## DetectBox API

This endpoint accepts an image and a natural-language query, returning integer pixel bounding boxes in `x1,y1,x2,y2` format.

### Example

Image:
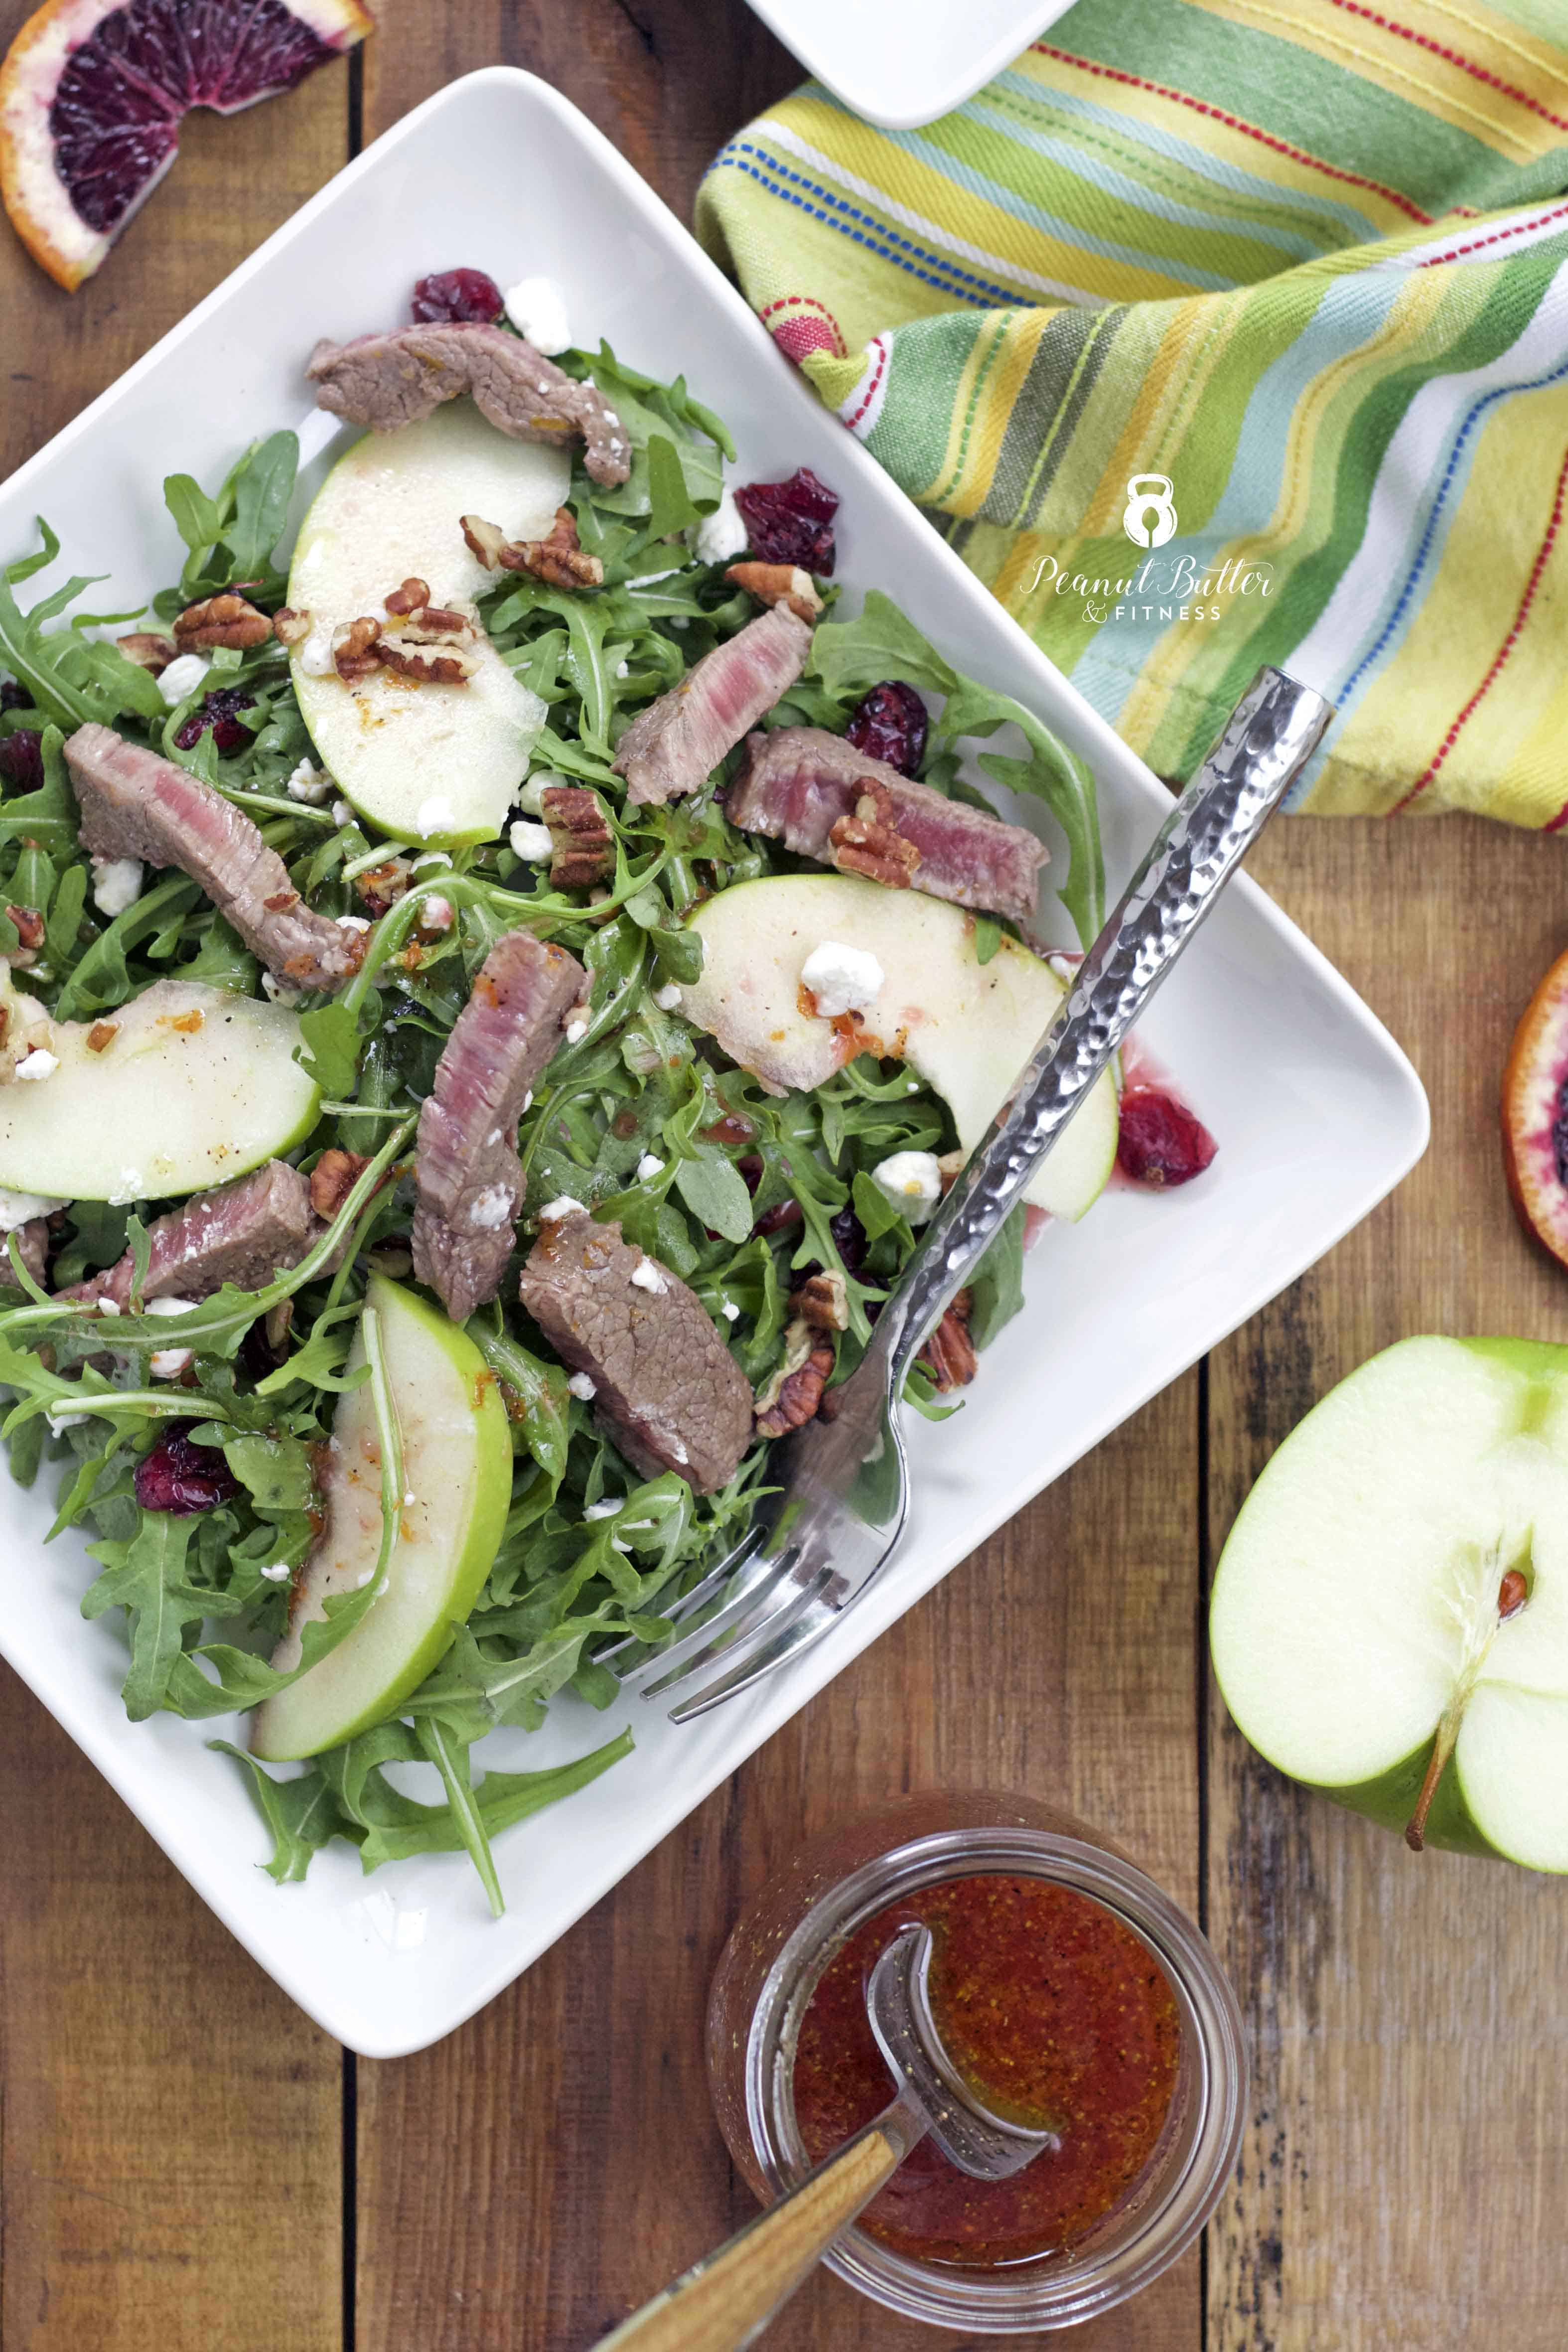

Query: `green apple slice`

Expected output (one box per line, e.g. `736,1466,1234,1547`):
287,404,567,845
681,873,1118,1221
0,976,319,1202
1210,1335,1568,1870
252,1274,512,1762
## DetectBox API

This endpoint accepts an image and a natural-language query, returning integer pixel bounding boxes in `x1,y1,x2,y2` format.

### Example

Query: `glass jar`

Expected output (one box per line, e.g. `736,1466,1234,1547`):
707,1792,1245,2334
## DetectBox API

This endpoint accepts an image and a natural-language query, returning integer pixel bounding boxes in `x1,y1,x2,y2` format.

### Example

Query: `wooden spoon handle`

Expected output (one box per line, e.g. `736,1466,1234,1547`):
589,2112,913,2352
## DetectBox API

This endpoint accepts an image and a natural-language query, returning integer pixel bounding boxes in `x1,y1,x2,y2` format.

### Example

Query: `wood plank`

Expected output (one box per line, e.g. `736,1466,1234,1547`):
0,16,354,2350
361,0,798,225
357,1379,1203,2352
1206,813,1568,2352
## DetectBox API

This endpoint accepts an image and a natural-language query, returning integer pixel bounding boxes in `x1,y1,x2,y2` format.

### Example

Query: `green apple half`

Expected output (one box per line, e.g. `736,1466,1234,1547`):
287,404,566,845
0,976,319,1201
681,873,1118,1222
252,1275,512,1762
1210,1335,1568,1869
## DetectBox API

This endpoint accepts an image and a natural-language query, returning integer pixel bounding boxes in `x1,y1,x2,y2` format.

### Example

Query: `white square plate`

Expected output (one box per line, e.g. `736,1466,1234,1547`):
743,0,1077,129
0,70,1426,2056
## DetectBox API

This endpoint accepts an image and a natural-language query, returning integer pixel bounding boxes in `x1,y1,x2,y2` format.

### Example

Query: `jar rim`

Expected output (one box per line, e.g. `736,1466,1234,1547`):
742,1824,1246,2332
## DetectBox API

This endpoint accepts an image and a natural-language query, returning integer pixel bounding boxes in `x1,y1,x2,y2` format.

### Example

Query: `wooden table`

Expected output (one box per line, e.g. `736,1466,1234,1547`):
2,7,1566,2347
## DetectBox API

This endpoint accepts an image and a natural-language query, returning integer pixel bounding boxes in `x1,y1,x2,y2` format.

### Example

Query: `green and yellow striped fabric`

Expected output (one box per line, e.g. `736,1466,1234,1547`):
696,0,1568,823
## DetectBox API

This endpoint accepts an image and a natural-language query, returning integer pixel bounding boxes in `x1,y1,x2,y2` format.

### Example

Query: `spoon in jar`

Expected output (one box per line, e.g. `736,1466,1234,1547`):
587,1924,1056,2352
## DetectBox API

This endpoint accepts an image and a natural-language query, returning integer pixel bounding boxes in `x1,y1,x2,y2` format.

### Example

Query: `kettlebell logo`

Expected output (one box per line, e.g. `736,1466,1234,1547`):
1123,472,1177,549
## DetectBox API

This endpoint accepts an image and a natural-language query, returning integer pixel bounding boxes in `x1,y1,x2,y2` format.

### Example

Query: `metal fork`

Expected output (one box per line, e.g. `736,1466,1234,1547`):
609,667,1332,1721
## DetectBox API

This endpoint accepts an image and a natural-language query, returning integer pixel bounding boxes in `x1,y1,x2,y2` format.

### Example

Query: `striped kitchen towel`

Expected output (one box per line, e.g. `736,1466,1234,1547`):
696,0,1568,823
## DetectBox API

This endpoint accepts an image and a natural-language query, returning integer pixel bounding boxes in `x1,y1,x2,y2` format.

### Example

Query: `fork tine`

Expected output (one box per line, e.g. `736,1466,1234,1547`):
592,1520,765,1675
640,1550,834,1704
611,1530,794,1689
630,1542,810,1697
661,1566,841,1719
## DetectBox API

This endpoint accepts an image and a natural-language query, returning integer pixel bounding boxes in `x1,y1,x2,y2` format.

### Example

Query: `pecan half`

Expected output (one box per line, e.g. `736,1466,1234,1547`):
919,1289,977,1393
353,858,412,919
460,513,510,571
829,780,921,891
272,607,313,648
309,1147,373,1223
383,577,431,617
173,592,274,651
333,616,384,680
86,1020,119,1053
516,507,604,591
792,1268,849,1333
116,631,177,675
6,903,44,956
374,601,481,686
725,561,824,624
754,1319,835,1440
540,783,613,889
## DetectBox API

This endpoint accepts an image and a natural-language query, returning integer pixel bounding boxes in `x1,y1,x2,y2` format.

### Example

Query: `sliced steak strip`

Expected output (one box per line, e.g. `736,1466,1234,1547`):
411,930,586,1324
63,726,364,993
519,1211,753,1494
306,324,632,488
0,1218,49,1291
726,725,1048,925
61,1161,318,1309
611,605,813,807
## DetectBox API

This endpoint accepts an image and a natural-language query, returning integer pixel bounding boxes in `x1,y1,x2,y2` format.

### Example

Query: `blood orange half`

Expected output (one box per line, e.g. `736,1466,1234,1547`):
1502,944,1568,1272
0,0,373,291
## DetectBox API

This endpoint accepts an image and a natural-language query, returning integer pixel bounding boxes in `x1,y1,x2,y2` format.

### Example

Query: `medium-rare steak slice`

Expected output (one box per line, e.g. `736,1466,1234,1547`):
725,726,1048,925
64,725,364,993
611,604,812,807
411,930,586,1324
0,1218,49,1290
519,1211,753,1494
305,322,632,488
62,1160,317,1308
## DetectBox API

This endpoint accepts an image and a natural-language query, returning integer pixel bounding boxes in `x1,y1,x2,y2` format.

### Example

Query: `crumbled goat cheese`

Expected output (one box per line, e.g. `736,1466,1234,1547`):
516,771,563,816
509,818,553,861
668,616,688,631
800,940,884,1019
1046,953,1079,982
693,487,748,566
539,1194,583,1222
0,1184,65,1229
871,1149,944,1224
567,1371,597,1401
468,1185,515,1231
14,1048,57,1081
298,626,336,677
721,1300,740,1323
614,659,630,679
149,1348,193,1380
653,982,684,1011
585,1496,623,1520
47,1408,90,1430
262,971,303,1007
157,652,210,706
522,1090,533,1113
504,274,571,355
635,1153,665,1181
285,759,331,804
331,800,353,829
96,1296,122,1317
92,857,142,918
421,894,455,932
630,1257,668,1296
416,795,456,838
108,1173,143,1205
260,1562,292,1583
564,1017,588,1044
336,913,371,933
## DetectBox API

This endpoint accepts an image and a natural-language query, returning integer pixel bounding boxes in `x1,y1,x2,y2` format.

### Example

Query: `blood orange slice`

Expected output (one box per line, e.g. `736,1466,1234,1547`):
0,0,372,291
1502,944,1568,1270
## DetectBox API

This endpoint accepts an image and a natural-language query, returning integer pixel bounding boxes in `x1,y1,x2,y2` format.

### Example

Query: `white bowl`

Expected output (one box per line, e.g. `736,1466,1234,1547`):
743,0,1079,130
0,69,1427,2056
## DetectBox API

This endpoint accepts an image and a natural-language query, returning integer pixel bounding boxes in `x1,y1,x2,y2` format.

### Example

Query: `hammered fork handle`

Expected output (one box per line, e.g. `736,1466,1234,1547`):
878,667,1333,1387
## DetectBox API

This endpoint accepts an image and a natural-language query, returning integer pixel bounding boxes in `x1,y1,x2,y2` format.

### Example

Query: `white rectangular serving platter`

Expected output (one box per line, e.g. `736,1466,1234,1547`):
0,69,1427,2057
743,0,1078,129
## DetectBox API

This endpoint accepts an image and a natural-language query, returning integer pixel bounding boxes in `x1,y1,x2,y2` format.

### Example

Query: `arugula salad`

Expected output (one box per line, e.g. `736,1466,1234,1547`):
0,279,1111,1913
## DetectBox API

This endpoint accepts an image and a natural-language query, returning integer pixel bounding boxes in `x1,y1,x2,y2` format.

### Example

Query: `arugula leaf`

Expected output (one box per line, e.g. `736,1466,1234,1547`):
164,473,226,555
673,1149,753,1245
968,1205,1027,1349
81,1513,213,1721
296,1000,364,1096
211,1744,344,1884
224,432,298,578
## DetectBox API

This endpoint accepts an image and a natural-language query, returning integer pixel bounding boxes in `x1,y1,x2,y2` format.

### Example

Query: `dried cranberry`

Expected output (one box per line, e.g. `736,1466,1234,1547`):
845,681,928,778
411,269,505,325
0,729,44,792
134,1420,239,1517
754,1197,804,1239
0,679,29,713
829,1206,868,1275
1117,1087,1217,1188
737,1154,765,1195
733,466,839,576
175,686,256,755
